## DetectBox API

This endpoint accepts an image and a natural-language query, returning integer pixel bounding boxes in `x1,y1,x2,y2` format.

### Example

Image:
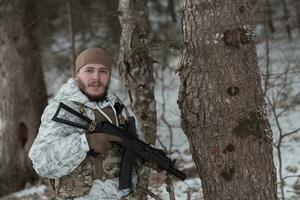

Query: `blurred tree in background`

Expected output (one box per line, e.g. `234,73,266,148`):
0,0,47,196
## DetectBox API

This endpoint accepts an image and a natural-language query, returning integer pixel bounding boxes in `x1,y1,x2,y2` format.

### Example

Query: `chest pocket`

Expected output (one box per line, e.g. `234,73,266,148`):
90,106,122,180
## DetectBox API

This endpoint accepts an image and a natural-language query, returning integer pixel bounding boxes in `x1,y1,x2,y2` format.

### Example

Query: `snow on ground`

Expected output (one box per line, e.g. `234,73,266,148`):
0,185,49,200
12,186,47,199
149,178,203,200
257,34,300,199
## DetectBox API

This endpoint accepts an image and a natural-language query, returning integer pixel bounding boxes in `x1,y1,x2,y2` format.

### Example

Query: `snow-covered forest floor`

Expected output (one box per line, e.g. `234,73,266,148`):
258,34,300,199
1,32,300,200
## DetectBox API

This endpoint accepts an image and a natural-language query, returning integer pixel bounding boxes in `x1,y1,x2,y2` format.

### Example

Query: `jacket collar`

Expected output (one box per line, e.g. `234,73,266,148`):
54,78,117,109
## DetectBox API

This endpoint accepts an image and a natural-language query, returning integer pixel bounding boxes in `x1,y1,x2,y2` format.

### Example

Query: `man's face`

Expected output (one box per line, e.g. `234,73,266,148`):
75,63,110,101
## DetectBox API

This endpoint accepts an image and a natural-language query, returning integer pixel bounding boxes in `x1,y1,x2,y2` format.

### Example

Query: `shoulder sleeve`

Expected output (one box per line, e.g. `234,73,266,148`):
28,101,90,178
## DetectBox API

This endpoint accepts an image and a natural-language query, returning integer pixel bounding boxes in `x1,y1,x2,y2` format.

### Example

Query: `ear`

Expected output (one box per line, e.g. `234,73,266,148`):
74,73,79,81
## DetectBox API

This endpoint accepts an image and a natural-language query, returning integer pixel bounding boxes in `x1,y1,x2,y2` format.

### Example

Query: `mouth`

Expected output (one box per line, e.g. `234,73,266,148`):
88,83,102,88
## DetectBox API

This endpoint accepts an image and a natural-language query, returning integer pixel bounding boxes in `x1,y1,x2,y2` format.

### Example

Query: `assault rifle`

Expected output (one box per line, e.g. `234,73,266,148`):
52,102,186,190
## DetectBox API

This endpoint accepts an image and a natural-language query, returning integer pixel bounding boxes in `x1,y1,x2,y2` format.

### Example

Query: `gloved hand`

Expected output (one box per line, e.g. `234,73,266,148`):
145,148,167,172
86,133,122,154
145,160,164,172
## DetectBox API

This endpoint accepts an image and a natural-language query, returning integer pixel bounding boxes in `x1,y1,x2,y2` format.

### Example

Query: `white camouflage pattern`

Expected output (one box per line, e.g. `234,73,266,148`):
29,78,141,199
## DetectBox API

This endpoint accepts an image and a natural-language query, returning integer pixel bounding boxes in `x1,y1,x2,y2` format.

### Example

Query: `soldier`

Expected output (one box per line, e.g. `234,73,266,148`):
29,47,148,200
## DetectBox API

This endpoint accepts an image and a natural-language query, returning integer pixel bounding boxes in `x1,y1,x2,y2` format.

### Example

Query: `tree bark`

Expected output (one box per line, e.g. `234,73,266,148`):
178,0,278,199
118,0,157,199
0,0,47,196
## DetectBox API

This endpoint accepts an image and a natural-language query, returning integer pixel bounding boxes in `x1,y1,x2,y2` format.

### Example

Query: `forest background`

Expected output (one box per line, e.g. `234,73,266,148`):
0,0,300,199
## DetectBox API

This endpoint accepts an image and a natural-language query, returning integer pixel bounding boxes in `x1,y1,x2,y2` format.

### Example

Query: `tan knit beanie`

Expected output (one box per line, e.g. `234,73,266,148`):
75,47,112,73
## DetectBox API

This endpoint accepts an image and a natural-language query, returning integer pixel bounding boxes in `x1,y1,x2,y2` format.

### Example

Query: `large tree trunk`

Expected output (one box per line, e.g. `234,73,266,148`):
118,0,157,199
178,0,278,199
0,0,47,196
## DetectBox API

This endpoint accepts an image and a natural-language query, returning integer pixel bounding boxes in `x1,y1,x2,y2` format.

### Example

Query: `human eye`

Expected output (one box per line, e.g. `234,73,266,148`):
85,68,93,73
99,68,108,74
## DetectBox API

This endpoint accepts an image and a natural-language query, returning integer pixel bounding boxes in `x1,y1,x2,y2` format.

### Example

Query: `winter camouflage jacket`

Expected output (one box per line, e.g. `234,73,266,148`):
29,78,143,200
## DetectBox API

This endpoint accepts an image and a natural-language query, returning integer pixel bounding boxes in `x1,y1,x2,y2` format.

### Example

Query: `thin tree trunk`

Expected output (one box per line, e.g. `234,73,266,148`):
103,0,121,45
264,0,271,96
168,0,177,23
0,0,47,196
265,0,275,33
118,0,157,199
67,0,76,73
295,0,300,34
178,0,278,199
280,0,292,39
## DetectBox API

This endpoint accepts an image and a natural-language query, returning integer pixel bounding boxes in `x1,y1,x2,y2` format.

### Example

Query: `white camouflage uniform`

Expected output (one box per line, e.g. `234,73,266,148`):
29,78,142,200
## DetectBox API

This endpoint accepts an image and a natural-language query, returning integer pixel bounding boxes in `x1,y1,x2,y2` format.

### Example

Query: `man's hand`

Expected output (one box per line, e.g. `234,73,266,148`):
145,160,164,172
145,149,167,172
86,133,122,154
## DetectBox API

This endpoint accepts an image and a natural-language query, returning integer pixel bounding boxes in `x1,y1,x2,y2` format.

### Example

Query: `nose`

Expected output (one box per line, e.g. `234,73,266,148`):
92,71,100,81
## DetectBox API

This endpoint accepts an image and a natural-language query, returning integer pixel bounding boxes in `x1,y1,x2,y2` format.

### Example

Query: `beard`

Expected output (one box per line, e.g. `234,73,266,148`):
77,78,109,102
